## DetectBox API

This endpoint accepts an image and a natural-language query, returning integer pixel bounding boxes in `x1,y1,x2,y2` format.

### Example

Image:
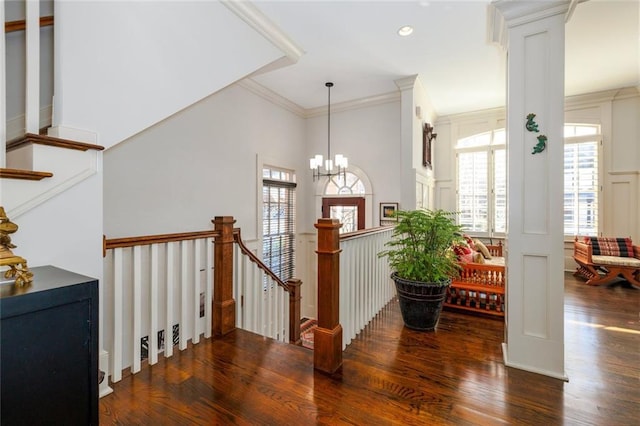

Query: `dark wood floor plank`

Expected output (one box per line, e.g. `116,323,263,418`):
100,273,640,425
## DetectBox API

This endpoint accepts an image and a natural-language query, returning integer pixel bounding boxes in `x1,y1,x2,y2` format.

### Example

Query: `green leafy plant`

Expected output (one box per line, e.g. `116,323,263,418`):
379,209,465,284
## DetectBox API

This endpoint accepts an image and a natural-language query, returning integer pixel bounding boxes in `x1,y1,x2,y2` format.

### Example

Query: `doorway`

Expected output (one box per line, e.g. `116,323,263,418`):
322,197,365,233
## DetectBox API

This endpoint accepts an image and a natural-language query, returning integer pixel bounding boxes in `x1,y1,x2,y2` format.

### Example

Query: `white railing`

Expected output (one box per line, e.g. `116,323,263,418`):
232,240,289,343
339,227,395,349
103,232,214,383
103,226,298,383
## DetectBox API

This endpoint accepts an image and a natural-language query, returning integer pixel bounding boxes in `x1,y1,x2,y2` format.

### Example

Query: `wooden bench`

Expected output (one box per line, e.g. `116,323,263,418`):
573,236,640,287
445,243,505,318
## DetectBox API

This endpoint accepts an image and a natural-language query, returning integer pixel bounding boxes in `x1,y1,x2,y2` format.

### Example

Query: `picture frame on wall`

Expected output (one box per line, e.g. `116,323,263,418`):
380,202,399,224
423,122,436,169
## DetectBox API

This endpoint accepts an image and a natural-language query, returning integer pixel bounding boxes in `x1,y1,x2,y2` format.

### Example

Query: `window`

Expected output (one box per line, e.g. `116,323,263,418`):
323,172,366,233
262,167,296,282
563,124,600,236
455,124,600,238
456,129,506,236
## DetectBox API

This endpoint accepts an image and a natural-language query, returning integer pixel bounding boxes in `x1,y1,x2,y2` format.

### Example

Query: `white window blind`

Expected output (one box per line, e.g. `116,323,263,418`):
456,129,505,236
564,127,599,236
458,151,488,232
262,168,296,282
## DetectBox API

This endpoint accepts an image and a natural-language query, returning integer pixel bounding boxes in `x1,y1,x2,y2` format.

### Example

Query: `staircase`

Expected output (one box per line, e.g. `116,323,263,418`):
2,133,103,218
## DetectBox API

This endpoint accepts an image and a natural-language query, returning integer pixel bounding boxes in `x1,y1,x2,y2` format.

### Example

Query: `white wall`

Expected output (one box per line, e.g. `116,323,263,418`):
104,84,306,241
302,98,402,230
10,171,103,283
53,1,286,149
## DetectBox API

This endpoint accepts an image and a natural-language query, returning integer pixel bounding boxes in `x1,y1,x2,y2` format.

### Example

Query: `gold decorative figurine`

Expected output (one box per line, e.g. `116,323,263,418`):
0,206,33,286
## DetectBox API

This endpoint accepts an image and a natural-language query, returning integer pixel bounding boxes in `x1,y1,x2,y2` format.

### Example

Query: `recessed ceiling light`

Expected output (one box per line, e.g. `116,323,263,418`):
397,25,413,37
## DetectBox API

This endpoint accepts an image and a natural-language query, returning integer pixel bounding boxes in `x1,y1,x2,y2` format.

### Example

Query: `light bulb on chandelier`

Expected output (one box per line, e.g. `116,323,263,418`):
310,82,348,181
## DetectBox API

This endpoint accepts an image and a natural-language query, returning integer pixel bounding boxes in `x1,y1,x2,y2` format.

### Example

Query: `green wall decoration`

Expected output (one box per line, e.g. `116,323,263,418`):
525,113,547,154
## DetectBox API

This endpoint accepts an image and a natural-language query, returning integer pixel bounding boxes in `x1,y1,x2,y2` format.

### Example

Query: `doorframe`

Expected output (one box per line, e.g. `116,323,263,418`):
314,164,374,229
322,197,366,231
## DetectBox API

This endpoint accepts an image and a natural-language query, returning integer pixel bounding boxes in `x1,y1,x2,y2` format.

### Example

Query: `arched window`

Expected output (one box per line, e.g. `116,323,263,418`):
324,172,366,195
322,172,366,233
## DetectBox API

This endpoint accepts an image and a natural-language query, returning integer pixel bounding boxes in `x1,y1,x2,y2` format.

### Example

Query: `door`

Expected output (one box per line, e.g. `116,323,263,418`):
322,197,365,233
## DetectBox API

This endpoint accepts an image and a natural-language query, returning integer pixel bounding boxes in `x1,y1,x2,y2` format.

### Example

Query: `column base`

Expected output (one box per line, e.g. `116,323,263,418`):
314,324,343,374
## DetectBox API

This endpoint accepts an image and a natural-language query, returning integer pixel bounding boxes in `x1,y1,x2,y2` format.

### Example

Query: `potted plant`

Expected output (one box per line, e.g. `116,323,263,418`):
379,209,464,331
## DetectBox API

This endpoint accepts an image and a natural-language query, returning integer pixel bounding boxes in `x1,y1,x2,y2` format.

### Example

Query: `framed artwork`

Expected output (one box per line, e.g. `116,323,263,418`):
423,122,437,169
380,202,399,224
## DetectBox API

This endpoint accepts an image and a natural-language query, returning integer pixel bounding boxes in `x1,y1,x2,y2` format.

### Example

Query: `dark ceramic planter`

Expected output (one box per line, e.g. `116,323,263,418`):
391,272,451,331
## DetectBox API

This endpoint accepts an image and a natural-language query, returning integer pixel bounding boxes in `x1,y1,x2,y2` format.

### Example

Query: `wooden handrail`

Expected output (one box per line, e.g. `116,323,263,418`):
0,168,53,181
104,230,219,255
340,226,393,241
7,133,105,152
232,228,291,293
5,16,54,33
104,220,301,343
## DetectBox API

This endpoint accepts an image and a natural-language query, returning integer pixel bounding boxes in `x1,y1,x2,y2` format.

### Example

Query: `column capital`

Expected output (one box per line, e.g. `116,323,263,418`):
488,0,570,48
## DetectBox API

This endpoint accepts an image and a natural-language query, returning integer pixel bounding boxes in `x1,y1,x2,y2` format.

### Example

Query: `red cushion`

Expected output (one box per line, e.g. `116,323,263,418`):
587,237,634,257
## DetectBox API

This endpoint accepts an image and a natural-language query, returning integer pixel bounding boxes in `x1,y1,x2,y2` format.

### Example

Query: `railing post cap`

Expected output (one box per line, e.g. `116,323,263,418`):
315,218,342,230
212,216,236,224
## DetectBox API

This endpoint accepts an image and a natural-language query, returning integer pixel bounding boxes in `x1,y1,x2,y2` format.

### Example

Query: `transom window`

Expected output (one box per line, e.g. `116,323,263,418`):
324,172,365,195
323,172,366,233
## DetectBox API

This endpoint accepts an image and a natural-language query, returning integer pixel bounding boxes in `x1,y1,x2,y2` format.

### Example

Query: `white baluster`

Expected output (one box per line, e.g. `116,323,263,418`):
112,248,124,382
193,239,201,344
205,238,213,338
165,242,175,358
179,240,189,350
132,245,142,374
149,243,159,365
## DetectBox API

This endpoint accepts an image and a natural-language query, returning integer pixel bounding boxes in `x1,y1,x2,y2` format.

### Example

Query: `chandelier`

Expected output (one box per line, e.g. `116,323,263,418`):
310,82,348,181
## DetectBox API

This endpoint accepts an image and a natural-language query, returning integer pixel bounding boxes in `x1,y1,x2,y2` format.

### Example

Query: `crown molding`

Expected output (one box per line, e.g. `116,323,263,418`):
394,75,419,92
239,78,400,118
436,106,506,125
488,0,570,49
565,86,639,109
304,91,401,118
221,1,304,64
492,0,569,27
238,79,306,117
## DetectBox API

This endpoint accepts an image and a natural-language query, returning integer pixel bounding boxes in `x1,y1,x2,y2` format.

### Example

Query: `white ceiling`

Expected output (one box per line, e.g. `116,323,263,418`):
249,0,639,116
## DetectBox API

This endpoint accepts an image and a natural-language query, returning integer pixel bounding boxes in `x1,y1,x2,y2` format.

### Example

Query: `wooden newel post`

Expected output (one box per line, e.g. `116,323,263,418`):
314,218,343,373
213,216,236,336
287,278,302,344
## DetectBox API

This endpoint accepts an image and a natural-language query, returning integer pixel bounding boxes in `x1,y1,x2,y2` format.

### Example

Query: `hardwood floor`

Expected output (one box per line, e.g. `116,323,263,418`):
100,273,639,425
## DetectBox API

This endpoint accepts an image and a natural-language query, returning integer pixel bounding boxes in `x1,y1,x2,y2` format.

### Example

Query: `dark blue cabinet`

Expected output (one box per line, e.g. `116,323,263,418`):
1,266,98,425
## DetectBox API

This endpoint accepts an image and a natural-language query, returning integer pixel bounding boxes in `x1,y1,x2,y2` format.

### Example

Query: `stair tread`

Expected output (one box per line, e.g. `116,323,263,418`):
6,133,104,152
0,168,53,181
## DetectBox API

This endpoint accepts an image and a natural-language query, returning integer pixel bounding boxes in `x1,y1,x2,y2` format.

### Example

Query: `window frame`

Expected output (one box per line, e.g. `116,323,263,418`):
562,124,602,239
262,166,297,284
455,130,506,239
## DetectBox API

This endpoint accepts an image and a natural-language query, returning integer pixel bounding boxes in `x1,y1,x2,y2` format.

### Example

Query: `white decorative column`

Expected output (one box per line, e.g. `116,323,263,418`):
1,0,6,171
395,75,418,210
26,0,40,133
490,0,569,380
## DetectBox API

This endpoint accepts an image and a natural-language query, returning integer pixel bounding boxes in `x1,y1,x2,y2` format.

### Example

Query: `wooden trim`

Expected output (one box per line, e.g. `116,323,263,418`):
6,133,105,152
340,226,393,241
213,216,237,336
0,168,53,181
322,196,366,231
314,218,343,373
104,230,218,252
5,16,54,33
232,228,290,293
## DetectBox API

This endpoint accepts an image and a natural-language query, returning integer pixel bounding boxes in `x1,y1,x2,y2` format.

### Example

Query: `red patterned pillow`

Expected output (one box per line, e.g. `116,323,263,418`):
587,237,634,257
453,244,473,263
